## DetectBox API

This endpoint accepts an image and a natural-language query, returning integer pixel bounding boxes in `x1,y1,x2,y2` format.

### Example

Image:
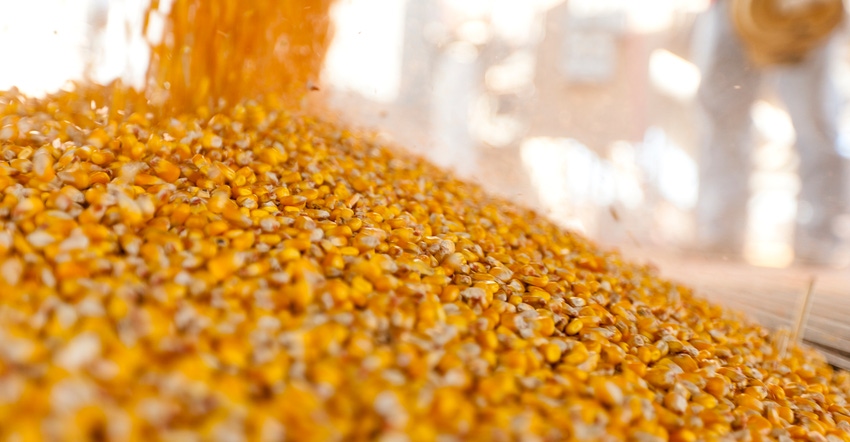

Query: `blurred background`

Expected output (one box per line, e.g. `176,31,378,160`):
319,0,850,271
1,0,849,364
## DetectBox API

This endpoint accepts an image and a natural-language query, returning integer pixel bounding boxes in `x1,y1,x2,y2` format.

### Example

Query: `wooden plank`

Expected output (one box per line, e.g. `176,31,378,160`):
802,316,850,339
805,343,850,371
804,328,850,355
807,304,850,324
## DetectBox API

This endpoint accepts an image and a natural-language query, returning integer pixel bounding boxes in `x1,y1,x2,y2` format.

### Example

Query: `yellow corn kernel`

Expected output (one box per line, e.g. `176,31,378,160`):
566,318,583,335
32,148,55,181
208,251,243,280
564,342,589,365
590,377,624,407
231,231,255,250
153,157,181,182
204,220,230,236
540,343,561,364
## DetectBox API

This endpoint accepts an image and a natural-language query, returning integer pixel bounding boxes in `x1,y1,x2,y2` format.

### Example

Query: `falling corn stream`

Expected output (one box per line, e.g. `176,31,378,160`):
0,1,848,441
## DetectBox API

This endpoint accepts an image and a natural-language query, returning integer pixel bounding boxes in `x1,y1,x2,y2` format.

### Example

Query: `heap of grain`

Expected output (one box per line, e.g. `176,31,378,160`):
0,1,848,441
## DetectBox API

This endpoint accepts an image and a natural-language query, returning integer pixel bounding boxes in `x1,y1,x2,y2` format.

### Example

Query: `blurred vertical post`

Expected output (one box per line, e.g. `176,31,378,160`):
398,0,439,110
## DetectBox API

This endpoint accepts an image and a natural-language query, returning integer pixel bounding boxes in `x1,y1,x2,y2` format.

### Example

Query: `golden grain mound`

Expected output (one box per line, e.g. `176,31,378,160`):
0,84,848,441
0,0,849,440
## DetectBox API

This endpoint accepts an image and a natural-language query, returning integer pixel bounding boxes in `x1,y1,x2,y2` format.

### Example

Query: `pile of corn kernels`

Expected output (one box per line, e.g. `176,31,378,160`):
0,85,848,442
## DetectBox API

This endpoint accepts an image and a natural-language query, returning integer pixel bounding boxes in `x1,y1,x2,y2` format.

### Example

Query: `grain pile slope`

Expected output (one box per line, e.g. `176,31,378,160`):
0,85,848,441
